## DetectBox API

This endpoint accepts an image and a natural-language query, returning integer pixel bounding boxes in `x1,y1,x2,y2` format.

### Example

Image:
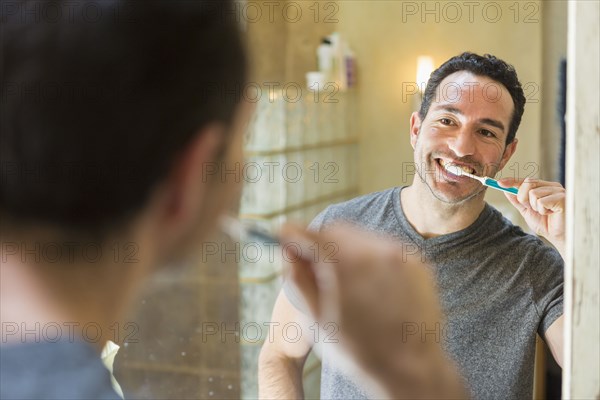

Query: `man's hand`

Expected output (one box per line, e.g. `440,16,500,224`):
280,223,467,399
498,177,566,257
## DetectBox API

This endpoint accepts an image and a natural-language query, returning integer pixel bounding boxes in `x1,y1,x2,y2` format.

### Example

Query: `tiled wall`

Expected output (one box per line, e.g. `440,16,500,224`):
114,232,241,399
113,3,354,398
112,91,358,399
239,88,358,399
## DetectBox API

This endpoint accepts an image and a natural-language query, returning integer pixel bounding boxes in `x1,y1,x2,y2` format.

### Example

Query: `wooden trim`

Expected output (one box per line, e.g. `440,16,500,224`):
564,1,600,398
532,335,546,399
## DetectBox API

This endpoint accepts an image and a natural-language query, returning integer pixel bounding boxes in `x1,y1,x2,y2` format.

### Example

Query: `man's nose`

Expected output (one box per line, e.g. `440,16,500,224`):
447,131,476,157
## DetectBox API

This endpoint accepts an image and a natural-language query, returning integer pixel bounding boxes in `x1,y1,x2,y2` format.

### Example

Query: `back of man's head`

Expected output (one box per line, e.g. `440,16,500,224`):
1,0,246,239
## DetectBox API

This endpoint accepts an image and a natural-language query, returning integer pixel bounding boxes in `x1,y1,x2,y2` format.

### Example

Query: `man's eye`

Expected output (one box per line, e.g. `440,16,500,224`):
480,129,496,138
440,118,453,125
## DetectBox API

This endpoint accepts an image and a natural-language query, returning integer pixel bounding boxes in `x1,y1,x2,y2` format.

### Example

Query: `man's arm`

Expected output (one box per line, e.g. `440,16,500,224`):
258,291,313,399
544,315,564,368
278,224,468,399
500,178,566,368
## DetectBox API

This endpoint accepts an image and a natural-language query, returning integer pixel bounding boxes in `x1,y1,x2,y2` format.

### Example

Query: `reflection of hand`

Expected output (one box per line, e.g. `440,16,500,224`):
498,177,566,257
280,224,468,399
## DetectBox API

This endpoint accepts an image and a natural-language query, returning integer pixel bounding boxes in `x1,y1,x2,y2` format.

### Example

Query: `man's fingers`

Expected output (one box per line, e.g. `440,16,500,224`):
535,192,566,215
288,257,320,318
279,224,459,398
528,187,564,214
503,178,566,218
528,186,555,213
497,177,525,188
279,223,428,321
504,190,528,213
516,177,538,206
280,224,321,262
279,224,323,318
515,181,565,214
498,176,562,188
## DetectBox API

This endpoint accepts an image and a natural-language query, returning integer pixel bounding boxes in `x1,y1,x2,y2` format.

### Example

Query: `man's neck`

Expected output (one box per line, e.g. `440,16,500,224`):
401,181,486,239
0,256,143,352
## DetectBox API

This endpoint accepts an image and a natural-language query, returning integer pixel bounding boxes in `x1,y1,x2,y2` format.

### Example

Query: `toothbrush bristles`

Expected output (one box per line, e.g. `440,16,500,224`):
443,164,464,177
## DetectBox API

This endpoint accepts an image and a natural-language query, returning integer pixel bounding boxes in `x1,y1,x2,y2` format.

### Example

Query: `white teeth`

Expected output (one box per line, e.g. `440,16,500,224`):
438,159,475,175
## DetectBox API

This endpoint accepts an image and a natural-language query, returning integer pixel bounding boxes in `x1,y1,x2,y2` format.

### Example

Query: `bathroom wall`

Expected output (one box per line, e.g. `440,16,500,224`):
114,231,241,399
336,1,544,211
541,0,567,182
245,2,349,398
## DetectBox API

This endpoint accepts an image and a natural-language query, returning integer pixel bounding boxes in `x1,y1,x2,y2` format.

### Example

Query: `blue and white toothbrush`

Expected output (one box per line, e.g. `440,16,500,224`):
444,164,519,195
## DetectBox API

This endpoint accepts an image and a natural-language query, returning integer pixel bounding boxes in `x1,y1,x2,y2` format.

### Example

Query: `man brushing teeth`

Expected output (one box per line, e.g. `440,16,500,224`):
409,62,519,211
437,158,478,182
261,52,566,400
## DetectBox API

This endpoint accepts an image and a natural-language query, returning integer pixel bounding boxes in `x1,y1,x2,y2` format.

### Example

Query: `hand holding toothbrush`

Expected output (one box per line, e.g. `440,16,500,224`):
442,164,566,258
497,177,566,258
279,224,468,400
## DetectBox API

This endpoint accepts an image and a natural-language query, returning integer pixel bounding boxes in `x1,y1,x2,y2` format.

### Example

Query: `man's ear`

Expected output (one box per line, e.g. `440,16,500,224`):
161,125,223,228
499,137,518,170
409,112,422,149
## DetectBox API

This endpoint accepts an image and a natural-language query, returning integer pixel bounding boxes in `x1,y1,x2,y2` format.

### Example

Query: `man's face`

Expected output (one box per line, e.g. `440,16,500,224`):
410,71,518,204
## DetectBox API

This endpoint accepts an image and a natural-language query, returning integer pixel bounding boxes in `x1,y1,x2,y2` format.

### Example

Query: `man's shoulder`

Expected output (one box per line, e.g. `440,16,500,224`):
0,341,121,400
310,187,399,231
325,187,398,216
485,204,563,267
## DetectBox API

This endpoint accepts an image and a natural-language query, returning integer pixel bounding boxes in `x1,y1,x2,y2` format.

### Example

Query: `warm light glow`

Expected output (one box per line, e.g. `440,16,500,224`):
416,56,435,92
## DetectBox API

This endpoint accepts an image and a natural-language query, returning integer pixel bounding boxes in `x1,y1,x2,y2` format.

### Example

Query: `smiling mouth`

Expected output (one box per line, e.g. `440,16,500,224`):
436,158,477,175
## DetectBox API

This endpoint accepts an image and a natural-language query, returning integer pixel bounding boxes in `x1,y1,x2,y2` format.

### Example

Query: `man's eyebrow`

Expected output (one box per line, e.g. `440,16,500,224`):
434,106,463,115
479,118,505,132
433,105,506,132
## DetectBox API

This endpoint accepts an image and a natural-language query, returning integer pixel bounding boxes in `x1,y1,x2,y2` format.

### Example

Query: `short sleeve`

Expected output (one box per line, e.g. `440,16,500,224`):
306,206,331,232
529,244,564,336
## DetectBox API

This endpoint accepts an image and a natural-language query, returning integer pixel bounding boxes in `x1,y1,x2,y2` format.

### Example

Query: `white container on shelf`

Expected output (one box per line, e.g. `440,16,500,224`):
306,71,327,91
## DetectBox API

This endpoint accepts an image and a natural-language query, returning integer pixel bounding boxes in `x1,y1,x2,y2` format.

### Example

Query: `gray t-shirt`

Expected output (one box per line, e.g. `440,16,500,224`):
283,187,563,400
0,341,121,400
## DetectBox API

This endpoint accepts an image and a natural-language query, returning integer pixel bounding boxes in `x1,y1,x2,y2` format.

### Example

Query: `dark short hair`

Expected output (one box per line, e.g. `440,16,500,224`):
418,52,525,145
1,1,246,237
